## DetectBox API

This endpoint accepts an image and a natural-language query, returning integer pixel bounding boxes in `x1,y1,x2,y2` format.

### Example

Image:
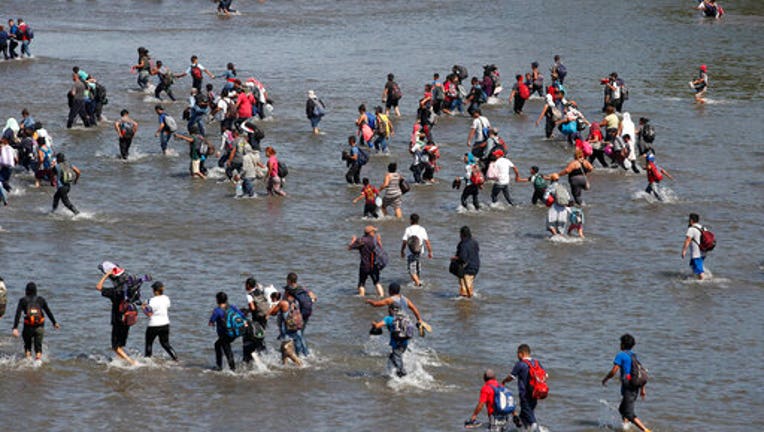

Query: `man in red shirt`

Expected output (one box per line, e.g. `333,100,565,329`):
465,369,499,428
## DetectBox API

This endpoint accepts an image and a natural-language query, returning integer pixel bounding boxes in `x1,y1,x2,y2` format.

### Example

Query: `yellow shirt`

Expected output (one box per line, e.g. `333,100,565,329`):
603,113,619,129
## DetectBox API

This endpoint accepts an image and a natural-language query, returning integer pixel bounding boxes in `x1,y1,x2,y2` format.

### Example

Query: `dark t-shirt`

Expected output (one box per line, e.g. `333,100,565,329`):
350,234,376,271
511,359,532,399
385,81,398,100
456,237,480,275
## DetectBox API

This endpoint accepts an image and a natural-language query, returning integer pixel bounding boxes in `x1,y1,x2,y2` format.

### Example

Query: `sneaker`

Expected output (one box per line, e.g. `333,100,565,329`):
464,419,482,429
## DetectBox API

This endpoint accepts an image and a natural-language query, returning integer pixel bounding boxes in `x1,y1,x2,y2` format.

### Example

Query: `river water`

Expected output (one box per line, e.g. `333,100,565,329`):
0,0,762,431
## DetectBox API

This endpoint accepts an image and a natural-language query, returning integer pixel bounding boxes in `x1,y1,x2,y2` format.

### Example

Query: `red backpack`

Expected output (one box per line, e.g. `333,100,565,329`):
191,65,203,80
647,162,663,182
693,226,716,252
518,83,530,100
470,167,485,187
523,359,549,400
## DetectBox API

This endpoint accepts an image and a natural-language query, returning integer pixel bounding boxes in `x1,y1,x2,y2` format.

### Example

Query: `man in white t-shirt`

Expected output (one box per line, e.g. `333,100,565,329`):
681,213,707,280
400,213,433,287
489,150,521,206
467,109,491,156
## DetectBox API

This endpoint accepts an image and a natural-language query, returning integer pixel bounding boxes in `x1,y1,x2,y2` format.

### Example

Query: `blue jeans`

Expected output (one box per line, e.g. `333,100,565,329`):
449,98,463,113
242,177,256,196
159,130,172,152
374,135,389,152
21,40,31,57
310,116,322,129
287,330,308,357
297,321,310,356
389,345,407,377
188,108,207,136
518,396,537,427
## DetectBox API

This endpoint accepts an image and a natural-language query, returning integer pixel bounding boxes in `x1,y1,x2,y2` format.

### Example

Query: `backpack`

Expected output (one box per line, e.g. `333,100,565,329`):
356,148,369,166
194,92,210,110
486,161,499,181
59,162,76,185
373,238,389,271
289,287,313,321
554,183,571,206
284,299,304,332
692,226,717,252
312,99,325,117
390,306,415,341
120,121,135,139
161,68,175,86
532,173,548,191
95,83,108,105
24,298,45,326
277,161,288,178
569,207,584,225
453,65,468,81
628,353,649,388
489,385,516,417
117,275,144,326
470,168,485,187
523,359,549,400
518,82,530,100
407,236,422,254
432,85,444,101
366,112,377,130
195,136,210,157
190,65,203,80
399,177,411,194
376,114,390,137
243,121,265,140
164,115,178,132
618,79,629,101
224,306,246,338
391,82,402,100
556,63,567,81
250,290,270,322
641,124,655,143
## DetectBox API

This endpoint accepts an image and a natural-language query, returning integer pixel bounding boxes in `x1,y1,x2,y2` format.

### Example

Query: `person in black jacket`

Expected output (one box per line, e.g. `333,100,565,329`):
452,226,480,298
12,282,60,360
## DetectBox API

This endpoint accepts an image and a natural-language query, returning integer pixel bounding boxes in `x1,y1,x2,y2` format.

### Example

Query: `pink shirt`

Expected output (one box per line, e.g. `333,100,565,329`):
268,155,278,177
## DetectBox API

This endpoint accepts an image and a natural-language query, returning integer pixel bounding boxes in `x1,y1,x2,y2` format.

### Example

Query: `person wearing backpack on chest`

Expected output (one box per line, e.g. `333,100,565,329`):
602,334,652,432
457,153,484,211
12,282,60,361
466,369,520,430
348,225,386,297
502,344,548,432
96,261,149,366
681,212,715,280
368,283,423,378
283,273,316,357
343,135,365,185
114,109,138,160
52,152,80,215
208,291,247,371
466,77,487,116
267,289,304,366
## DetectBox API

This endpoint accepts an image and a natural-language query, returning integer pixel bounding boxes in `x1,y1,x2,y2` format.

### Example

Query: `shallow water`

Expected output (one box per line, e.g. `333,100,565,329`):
1,0,763,431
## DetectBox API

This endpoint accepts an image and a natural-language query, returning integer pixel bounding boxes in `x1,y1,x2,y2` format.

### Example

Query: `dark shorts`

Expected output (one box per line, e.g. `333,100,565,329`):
619,385,640,421
358,266,380,287
111,323,130,350
22,325,45,353
385,97,399,109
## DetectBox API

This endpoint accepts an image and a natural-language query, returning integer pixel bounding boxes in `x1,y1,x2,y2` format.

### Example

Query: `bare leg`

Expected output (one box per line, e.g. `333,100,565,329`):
358,286,365,297
114,347,137,366
375,283,384,297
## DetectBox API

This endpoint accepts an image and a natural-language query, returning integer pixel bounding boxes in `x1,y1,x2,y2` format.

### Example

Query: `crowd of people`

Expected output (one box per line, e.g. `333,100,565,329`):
0,7,725,431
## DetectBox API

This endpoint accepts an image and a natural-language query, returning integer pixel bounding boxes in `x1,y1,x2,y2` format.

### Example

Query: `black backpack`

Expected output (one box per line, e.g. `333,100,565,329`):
628,353,649,388
641,124,655,143
288,286,313,320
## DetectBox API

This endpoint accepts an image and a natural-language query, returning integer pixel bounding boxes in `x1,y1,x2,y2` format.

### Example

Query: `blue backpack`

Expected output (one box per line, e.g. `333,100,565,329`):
357,148,369,166
366,112,377,130
224,307,246,338
556,63,567,80
489,385,516,416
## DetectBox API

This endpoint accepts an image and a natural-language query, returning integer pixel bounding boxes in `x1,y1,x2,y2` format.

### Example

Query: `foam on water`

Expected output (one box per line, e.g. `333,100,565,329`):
385,345,447,393
630,187,679,204
547,234,586,244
